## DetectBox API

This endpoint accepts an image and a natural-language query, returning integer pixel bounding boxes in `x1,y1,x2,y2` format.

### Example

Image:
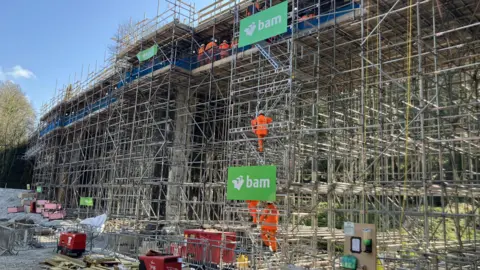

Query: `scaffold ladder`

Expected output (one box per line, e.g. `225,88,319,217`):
241,133,265,163
255,43,279,70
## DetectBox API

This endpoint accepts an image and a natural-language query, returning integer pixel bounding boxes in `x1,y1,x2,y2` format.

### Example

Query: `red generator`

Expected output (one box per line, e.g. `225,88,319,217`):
57,232,87,257
139,254,182,270
184,229,236,267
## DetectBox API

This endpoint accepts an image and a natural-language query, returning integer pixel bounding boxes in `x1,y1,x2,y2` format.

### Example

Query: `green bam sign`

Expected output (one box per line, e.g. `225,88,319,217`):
137,44,158,62
36,186,42,193
227,166,276,201
238,1,288,47
80,197,94,206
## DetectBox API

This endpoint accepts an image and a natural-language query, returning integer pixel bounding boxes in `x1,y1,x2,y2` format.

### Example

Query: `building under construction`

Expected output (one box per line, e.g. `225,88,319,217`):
26,0,480,268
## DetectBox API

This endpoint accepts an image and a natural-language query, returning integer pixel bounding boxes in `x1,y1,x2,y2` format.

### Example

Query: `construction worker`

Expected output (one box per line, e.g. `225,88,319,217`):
251,110,272,152
197,44,205,66
205,39,218,63
299,13,315,22
246,200,259,227
231,38,238,49
246,0,261,16
259,202,278,252
219,40,230,59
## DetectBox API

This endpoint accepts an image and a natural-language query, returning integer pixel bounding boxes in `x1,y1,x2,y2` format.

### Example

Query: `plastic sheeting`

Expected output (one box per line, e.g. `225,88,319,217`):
80,214,107,233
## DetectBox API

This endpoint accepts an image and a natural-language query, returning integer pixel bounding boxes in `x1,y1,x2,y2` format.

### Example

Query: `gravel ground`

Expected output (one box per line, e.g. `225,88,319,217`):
0,248,55,270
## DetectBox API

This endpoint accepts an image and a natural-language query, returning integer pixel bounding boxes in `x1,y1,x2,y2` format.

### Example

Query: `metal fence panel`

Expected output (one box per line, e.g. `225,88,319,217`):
0,225,15,255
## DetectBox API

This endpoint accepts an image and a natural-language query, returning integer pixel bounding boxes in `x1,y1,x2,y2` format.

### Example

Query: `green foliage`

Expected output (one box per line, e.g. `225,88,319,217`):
303,202,346,229
428,204,480,242
0,81,35,185
398,203,480,244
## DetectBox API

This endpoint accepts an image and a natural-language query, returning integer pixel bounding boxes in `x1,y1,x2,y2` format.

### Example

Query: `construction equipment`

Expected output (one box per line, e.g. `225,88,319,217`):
139,250,182,270
184,229,236,268
57,231,87,257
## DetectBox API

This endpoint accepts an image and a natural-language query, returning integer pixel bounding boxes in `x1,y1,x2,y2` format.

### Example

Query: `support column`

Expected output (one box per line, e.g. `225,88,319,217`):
166,88,193,222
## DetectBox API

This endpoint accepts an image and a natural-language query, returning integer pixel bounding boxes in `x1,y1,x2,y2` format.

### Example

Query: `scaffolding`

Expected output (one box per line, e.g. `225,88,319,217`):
29,0,480,268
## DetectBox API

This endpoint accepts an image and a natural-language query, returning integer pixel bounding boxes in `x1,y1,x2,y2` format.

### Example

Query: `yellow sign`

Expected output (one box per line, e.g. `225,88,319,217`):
237,254,249,269
377,258,384,270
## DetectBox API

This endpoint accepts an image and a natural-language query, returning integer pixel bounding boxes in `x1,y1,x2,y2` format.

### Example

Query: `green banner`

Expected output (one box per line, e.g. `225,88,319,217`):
80,197,94,206
136,44,158,62
238,1,288,47
36,186,42,193
227,166,276,201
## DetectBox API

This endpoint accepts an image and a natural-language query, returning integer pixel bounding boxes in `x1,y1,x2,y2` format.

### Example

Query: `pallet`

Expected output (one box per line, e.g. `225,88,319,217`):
41,254,139,270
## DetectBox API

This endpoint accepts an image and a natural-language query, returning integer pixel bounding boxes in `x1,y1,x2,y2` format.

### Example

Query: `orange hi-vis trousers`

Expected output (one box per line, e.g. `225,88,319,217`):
257,134,266,152
251,114,271,152
261,227,277,252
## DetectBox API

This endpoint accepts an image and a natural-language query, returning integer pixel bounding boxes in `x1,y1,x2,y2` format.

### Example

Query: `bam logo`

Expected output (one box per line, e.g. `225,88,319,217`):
232,175,271,191
238,2,287,48
244,23,256,36
232,176,244,190
258,15,282,30
243,16,282,37
227,165,276,201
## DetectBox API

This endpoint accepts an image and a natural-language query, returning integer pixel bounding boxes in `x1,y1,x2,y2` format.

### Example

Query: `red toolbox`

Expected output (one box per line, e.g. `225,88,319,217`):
139,252,182,270
184,229,236,265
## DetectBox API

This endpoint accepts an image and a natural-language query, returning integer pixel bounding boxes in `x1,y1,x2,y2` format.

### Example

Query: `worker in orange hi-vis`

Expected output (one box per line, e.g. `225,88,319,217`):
299,13,315,22
197,44,205,66
219,40,230,59
259,202,278,252
246,0,261,16
205,39,218,63
246,200,259,227
251,110,272,152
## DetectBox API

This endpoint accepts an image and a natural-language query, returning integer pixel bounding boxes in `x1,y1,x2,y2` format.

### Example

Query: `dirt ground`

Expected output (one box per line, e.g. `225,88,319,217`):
0,248,55,270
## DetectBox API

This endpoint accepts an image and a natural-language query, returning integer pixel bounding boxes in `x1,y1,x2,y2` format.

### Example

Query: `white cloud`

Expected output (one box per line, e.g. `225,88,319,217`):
6,65,36,79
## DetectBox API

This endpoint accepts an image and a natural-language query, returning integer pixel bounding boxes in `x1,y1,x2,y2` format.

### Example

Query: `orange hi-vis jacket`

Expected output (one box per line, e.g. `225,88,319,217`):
219,42,229,50
198,46,205,55
260,203,278,230
300,14,315,22
247,200,259,208
246,200,259,222
219,42,230,57
205,41,217,51
251,114,273,136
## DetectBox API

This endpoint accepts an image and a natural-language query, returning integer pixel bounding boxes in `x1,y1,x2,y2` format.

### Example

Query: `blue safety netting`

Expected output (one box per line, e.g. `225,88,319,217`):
39,96,117,137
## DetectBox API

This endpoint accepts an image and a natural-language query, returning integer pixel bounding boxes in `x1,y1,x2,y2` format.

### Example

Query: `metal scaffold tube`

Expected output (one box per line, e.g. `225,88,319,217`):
26,0,480,268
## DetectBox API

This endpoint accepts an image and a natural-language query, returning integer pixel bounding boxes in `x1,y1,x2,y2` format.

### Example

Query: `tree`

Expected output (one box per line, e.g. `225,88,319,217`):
0,81,35,185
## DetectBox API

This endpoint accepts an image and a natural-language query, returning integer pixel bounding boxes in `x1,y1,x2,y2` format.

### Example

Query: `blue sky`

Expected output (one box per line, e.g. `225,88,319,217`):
0,0,206,116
